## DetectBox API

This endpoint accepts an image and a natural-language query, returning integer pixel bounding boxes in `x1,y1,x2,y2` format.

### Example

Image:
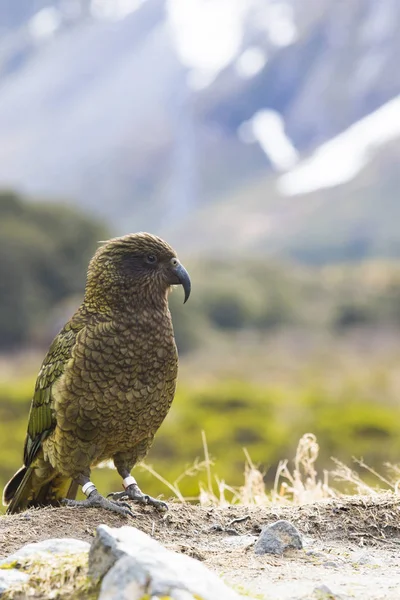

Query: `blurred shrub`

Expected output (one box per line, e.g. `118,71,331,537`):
205,289,257,329
181,259,308,337
170,259,400,354
3,187,400,353
0,190,107,348
333,303,374,329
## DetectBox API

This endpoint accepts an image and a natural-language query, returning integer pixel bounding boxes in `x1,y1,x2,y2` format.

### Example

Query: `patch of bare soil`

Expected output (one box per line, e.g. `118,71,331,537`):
1,493,400,599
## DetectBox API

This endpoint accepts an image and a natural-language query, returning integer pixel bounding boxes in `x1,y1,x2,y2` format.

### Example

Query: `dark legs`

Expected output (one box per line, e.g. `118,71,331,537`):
107,468,168,511
62,474,136,517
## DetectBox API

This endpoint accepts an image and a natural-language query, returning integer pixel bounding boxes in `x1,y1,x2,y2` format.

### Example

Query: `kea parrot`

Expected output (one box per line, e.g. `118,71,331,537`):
3,233,191,517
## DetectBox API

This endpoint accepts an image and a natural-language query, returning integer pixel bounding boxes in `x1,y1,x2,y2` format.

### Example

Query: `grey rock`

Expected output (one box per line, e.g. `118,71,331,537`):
313,584,344,599
306,550,327,558
315,584,334,594
254,520,303,555
0,569,29,595
90,524,243,600
322,560,340,568
353,551,384,567
0,538,90,567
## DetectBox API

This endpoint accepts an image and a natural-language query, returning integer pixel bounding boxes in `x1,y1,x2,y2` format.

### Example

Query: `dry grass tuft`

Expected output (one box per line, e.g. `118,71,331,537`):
331,456,400,496
139,432,337,506
140,432,400,508
139,431,216,503
233,433,336,506
270,433,336,505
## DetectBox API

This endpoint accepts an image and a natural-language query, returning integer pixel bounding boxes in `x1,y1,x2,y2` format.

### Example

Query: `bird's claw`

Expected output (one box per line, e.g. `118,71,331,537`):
62,490,136,518
107,484,168,512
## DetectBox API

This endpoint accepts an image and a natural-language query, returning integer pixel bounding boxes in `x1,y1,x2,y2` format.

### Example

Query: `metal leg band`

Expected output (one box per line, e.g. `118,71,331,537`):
122,476,137,489
82,482,97,497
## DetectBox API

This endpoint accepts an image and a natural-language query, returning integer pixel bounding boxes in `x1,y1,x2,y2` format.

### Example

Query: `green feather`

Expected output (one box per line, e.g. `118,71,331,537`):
23,311,88,467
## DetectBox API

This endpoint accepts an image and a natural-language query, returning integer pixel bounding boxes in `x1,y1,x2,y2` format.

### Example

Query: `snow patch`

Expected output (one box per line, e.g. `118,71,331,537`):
29,8,62,40
239,109,299,171
166,0,298,88
91,0,146,21
255,2,298,47
278,94,400,196
235,47,267,78
167,0,251,87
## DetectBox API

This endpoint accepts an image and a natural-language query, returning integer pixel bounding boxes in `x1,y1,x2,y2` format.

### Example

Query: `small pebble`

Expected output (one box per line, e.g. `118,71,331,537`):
313,584,343,599
353,551,384,567
322,560,340,568
306,550,327,558
254,520,303,555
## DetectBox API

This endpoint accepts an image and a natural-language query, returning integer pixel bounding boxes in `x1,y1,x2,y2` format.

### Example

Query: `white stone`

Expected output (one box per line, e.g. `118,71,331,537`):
0,538,90,566
0,569,29,594
90,524,244,600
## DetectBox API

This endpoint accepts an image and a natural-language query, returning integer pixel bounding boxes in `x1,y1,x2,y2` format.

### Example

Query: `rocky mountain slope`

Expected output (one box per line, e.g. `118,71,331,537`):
0,0,399,261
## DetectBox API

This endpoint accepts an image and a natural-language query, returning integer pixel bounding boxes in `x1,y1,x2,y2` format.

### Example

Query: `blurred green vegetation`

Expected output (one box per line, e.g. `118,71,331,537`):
2,189,400,509
2,343,400,509
0,190,107,348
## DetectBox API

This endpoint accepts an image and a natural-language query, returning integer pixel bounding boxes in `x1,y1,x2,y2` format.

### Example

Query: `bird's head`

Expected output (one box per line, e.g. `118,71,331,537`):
84,233,191,313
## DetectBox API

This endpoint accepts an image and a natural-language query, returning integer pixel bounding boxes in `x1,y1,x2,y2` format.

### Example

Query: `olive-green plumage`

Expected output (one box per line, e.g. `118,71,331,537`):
3,233,191,514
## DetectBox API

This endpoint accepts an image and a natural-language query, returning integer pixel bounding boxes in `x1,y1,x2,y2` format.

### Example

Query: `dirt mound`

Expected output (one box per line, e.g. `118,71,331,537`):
1,493,400,558
2,494,400,599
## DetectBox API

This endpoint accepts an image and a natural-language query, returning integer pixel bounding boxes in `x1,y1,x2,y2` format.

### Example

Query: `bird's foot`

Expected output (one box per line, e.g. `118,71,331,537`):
62,489,136,518
108,482,168,512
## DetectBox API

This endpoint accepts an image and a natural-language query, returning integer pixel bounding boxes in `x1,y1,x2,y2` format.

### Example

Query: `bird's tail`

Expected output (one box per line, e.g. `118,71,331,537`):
3,465,78,514
3,466,29,507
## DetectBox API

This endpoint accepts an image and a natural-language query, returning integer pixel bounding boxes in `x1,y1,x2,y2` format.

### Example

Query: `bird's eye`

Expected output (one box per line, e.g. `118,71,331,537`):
146,254,157,264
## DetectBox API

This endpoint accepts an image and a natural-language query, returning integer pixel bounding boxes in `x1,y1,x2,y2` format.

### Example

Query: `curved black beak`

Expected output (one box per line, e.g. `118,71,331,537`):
171,262,191,303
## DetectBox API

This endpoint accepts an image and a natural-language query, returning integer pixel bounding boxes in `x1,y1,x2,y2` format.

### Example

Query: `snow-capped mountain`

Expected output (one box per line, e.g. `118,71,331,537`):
0,0,400,261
